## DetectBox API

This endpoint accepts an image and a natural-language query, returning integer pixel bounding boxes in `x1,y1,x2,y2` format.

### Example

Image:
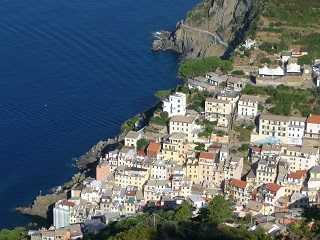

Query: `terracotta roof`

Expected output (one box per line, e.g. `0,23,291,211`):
199,152,215,160
265,183,281,193
147,142,161,153
307,114,320,124
229,178,247,189
62,200,75,207
287,170,307,180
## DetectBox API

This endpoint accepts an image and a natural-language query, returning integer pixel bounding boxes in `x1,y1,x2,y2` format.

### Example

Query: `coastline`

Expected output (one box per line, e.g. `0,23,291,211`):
15,103,162,226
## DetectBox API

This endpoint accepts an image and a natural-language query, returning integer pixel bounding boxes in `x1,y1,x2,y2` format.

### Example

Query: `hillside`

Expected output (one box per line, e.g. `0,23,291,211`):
252,0,320,63
153,0,263,58
153,0,320,61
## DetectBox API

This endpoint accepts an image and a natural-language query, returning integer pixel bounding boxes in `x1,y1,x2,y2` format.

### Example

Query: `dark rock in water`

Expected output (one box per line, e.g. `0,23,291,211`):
153,0,262,58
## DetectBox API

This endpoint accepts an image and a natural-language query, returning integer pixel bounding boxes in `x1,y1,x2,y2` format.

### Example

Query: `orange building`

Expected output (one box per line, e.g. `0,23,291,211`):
96,162,111,181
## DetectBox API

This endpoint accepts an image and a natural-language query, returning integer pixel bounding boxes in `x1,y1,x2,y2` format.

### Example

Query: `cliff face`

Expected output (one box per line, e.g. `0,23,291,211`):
153,0,260,58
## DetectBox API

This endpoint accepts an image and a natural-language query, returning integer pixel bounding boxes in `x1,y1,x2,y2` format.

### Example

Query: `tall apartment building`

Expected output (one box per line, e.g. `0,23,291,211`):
281,145,320,172
162,92,187,117
169,114,200,142
305,114,320,140
53,200,75,229
237,95,261,119
258,113,306,145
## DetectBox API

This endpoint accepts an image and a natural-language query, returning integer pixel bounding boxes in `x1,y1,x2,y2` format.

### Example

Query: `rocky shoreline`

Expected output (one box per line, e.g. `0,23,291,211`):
15,104,157,225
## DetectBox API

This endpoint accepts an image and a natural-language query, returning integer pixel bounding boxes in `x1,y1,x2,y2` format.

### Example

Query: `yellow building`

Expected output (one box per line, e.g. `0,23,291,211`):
115,167,149,190
162,132,189,165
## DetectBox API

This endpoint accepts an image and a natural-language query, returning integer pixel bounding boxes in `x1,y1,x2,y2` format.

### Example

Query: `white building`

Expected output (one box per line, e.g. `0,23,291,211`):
258,66,285,77
305,114,320,140
237,95,261,119
257,114,306,145
242,39,256,50
205,98,233,127
53,200,75,229
286,63,301,75
281,145,320,172
124,131,142,148
163,92,187,117
169,114,200,142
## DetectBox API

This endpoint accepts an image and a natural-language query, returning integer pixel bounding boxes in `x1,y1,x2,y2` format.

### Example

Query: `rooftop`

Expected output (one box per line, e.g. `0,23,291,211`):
229,178,247,189
287,170,307,180
199,152,215,160
307,114,320,124
265,183,281,193
125,130,140,139
170,115,196,124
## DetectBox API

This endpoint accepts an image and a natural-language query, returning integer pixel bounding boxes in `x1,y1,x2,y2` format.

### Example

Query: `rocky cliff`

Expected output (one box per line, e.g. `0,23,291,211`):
153,0,261,58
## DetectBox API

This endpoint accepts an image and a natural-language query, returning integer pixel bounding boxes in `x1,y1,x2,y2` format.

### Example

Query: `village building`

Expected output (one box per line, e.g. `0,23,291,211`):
286,63,301,75
143,179,171,202
256,113,306,145
237,94,261,119
169,114,200,142
256,157,278,186
256,183,285,214
114,167,149,189
206,72,228,86
161,132,189,165
281,51,292,64
226,76,247,92
147,142,161,159
258,66,285,78
223,154,244,181
282,170,307,196
226,178,250,206
53,200,76,229
96,162,112,181
280,145,319,172
124,131,142,149
162,92,187,117
187,77,216,92
242,38,256,50
305,114,320,140
150,160,173,180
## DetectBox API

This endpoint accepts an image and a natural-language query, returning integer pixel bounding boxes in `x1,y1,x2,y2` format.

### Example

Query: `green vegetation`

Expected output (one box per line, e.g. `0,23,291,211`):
121,115,140,133
259,57,271,65
136,138,149,151
264,0,320,26
298,55,313,65
86,197,273,240
154,89,172,99
0,228,27,240
258,41,288,54
297,33,320,63
188,90,211,113
243,85,320,116
198,120,216,139
234,124,255,142
194,142,206,152
179,57,233,79
206,195,233,225
174,202,193,222
150,112,169,126
231,70,245,76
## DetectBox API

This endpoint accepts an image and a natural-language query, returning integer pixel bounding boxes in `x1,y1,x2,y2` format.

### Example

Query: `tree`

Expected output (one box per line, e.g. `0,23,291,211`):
207,195,233,225
0,228,27,240
136,138,149,151
174,202,193,222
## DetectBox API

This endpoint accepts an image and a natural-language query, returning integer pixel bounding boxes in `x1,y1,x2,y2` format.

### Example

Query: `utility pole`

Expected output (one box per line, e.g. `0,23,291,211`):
153,214,156,229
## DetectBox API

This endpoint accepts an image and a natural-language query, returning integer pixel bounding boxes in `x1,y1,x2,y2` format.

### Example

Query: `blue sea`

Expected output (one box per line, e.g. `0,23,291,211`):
0,0,198,228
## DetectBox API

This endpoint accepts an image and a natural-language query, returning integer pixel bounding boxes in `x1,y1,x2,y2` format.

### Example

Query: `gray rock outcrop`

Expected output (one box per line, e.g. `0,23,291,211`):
153,0,262,58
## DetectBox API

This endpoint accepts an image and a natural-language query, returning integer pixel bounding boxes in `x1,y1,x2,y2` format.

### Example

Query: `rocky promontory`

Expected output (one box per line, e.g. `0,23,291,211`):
153,0,262,58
